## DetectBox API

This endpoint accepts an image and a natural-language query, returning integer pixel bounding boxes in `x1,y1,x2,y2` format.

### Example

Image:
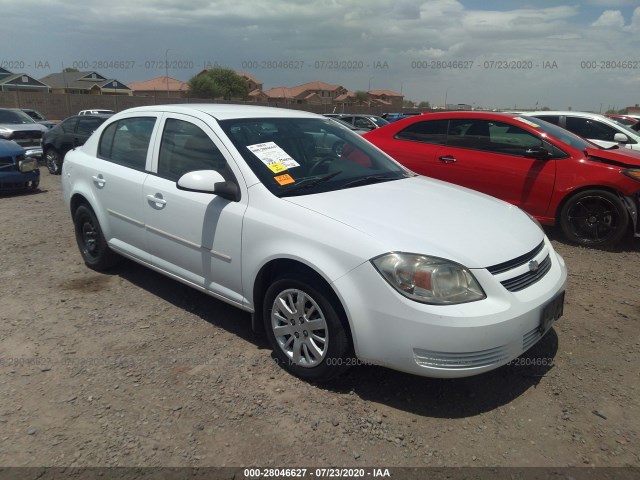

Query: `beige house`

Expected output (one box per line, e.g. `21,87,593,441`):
263,81,348,105
39,71,132,96
367,90,404,109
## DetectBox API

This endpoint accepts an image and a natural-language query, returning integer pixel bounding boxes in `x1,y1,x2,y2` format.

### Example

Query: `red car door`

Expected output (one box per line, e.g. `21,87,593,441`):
379,117,558,217
431,118,556,217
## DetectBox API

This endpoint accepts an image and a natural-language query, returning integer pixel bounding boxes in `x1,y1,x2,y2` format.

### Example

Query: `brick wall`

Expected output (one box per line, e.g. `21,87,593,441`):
0,91,412,120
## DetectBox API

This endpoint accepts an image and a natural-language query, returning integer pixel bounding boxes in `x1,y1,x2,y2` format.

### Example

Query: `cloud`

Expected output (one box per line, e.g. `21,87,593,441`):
586,0,637,6
592,9,626,27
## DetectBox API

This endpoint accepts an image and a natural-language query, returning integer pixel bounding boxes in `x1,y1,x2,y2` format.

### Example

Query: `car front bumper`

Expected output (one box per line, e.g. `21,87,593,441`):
0,169,40,191
332,240,567,378
24,146,43,159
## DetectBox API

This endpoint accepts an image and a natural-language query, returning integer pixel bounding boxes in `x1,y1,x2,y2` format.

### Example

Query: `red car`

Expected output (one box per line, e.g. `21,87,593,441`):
364,112,640,247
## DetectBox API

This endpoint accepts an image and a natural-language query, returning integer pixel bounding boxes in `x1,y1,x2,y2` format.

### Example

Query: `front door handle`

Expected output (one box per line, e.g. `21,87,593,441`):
439,156,457,164
146,194,167,206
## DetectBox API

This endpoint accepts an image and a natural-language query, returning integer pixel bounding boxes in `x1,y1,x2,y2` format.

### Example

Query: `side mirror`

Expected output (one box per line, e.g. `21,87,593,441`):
614,133,629,143
177,170,240,202
524,146,552,160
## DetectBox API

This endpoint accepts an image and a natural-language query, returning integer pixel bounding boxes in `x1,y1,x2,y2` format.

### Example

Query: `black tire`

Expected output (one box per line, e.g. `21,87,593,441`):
45,148,62,175
73,205,120,270
559,189,629,247
263,273,352,382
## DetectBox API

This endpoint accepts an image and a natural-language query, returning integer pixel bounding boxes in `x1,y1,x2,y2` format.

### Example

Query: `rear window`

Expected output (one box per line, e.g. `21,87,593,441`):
98,117,156,170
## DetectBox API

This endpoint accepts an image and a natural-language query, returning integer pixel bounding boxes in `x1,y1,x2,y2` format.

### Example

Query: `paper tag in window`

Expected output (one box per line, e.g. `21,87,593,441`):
274,174,295,186
247,142,300,170
267,162,287,173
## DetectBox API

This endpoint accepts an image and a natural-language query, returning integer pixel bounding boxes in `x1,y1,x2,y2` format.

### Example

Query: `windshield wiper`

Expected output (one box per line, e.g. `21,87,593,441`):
340,174,398,190
278,170,343,197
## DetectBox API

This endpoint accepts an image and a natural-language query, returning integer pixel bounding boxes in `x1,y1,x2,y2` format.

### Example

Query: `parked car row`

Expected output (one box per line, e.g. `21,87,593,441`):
323,113,389,130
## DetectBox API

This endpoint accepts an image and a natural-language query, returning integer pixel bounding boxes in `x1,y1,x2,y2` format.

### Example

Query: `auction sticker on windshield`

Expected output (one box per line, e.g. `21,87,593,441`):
247,142,301,171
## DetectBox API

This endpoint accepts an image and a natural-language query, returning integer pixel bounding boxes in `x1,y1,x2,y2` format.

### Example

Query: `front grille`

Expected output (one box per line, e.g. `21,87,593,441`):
0,156,14,166
500,254,552,292
10,130,43,140
523,326,542,351
487,241,545,274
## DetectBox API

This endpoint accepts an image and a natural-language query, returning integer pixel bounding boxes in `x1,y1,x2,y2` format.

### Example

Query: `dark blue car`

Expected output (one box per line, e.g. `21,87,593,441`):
0,139,40,192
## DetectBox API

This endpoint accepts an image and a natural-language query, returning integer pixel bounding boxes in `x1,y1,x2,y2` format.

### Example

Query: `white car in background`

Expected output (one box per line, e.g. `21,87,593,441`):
526,111,640,150
79,109,115,116
61,104,567,382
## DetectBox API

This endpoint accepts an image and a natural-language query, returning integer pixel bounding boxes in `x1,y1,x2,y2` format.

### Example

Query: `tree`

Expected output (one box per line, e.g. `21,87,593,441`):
64,67,79,73
188,68,249,100
403,99,415,108
354,90,369,105
418,101,431,109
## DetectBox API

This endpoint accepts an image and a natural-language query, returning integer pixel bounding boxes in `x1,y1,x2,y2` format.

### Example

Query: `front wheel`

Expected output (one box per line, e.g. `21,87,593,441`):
263,274,352,382
559,189,629,247
45,148,62,175
73,205,120,270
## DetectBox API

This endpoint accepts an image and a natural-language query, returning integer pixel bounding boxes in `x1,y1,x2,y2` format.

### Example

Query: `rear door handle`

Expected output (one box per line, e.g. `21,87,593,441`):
92,174,105,187
439,156,457,164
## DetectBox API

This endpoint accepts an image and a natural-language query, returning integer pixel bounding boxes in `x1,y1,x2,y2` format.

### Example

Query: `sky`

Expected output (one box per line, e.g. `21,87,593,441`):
2,0,640,111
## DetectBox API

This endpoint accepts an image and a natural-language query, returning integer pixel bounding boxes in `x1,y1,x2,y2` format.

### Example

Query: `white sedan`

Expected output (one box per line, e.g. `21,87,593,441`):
61,104,567,382
526,110,640,150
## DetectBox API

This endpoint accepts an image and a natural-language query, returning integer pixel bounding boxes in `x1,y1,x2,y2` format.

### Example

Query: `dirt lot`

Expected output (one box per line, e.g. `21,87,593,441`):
0,169,639,469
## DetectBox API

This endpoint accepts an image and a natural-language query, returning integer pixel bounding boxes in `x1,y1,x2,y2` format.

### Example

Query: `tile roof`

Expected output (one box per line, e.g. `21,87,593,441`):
127,76,188,92
263,81,346,99
368,89,403,97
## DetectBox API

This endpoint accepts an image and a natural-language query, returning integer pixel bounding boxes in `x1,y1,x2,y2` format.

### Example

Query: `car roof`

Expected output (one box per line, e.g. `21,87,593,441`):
525,111,606,118
120,104,321,121
396,111,518,120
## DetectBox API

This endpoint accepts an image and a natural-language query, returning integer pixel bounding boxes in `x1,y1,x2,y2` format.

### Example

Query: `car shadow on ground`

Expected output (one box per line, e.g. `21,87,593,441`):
0,188,47,198
108,259,559,418
544,225,639,252
107,259,269,347
322,329,558,418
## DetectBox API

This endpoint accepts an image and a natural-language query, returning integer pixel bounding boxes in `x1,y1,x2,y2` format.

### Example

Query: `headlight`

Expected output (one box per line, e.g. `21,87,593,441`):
622,168,640,182
0,127,11,139
371,253,486,305
18,157,39,172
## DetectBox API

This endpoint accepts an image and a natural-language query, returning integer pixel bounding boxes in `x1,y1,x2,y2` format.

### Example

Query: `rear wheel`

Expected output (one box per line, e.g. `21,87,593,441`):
559,189,629,247
45,148,62,175
73,205,120,270
263,274,351,382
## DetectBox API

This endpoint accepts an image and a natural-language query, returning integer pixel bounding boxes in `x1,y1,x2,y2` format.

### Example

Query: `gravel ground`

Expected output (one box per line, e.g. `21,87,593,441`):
0,169,639,468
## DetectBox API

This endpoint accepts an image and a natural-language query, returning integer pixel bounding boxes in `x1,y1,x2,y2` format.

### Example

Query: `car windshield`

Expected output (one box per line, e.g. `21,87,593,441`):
0,110,37,125
219,117,411,197
609,119,640,137
519,116,596,150
371,116,390,127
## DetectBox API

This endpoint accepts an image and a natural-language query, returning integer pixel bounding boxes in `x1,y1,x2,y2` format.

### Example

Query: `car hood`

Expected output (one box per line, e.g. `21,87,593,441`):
283,176,544,269
0,123,48,133
0,139,26,156
585,146,640,168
